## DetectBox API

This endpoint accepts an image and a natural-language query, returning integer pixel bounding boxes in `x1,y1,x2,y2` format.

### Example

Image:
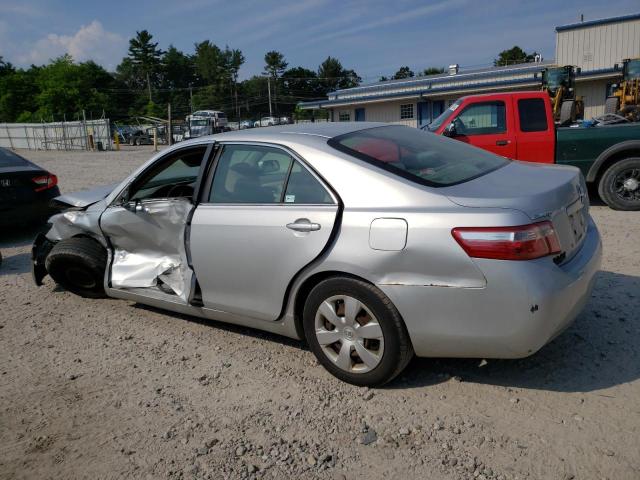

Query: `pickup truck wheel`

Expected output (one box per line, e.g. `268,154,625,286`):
45,237,108,298
598,157,640,211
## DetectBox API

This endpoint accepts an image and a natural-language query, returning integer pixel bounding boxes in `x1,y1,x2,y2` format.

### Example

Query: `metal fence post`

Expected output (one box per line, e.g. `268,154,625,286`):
5,125,14,149
24,125,31,150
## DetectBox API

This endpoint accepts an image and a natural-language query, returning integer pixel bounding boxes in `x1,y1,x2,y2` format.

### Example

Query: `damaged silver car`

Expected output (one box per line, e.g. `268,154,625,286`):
32,123,602,386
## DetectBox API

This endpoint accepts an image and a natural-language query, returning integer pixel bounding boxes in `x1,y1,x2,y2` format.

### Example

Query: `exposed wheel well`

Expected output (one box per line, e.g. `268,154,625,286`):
592,148,640,186
292,270,380,341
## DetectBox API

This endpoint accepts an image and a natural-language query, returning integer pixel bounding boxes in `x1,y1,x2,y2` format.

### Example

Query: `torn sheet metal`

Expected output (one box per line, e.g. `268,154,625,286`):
99,198,193,301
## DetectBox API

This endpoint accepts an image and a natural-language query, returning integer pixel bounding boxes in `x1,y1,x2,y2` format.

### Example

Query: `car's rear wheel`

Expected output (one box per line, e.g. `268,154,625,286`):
45,237,107,298
598,157,640,211
303,277,413,386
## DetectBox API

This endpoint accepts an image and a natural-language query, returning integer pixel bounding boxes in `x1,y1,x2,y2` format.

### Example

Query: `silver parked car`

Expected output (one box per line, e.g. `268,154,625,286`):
32,123,602,386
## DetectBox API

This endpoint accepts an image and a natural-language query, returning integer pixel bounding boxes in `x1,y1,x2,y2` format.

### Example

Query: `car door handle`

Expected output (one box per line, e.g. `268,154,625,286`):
286,219,321,232
496,140,510,146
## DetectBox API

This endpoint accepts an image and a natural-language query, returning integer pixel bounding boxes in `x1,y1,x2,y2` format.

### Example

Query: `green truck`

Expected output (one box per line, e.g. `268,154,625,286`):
427,91,640,210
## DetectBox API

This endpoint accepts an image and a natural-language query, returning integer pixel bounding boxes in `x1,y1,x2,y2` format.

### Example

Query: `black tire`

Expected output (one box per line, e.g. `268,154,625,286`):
605,96,619,115
303,276,414,387
45,237,108,298
597,157,640,211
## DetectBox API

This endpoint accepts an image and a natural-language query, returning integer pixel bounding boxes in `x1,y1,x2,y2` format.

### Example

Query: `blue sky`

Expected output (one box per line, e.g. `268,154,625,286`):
1,0,638,83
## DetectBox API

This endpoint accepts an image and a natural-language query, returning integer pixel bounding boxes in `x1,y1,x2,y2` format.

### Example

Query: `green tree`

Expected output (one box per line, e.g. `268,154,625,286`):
421,67,445,76
160,46,195,117
33,55,114,120
393,66,414,79
127,30,164,101
317,56,361,93
263,51,287,116
282,67,322,99
0,56,15,77
194,41,224,85
0,67,39,122
494,46,538,66
225,47,245,120
263,51,288,78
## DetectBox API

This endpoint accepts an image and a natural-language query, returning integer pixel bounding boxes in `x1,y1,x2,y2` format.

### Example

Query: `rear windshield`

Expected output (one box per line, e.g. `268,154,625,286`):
0,148,28,168
329,125,508,187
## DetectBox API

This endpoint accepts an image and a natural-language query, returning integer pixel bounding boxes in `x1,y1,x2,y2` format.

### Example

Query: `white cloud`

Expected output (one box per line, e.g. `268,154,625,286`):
19,20,126,69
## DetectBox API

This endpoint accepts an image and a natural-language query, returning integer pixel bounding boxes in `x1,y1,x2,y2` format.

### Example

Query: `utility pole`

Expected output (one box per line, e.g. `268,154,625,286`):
167,103,173,147
267,77,273,117
189,84,193,113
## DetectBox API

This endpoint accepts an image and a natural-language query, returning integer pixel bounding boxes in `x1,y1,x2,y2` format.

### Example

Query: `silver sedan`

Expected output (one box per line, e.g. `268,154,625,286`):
32,122,602,386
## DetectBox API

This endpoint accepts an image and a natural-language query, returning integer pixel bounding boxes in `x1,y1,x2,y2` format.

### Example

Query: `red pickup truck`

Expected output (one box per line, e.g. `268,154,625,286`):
425,91,640,210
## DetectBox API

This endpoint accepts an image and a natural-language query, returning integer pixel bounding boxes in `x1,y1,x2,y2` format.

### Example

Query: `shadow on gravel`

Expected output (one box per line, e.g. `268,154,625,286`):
0,252,32,276
395,270,640,393
132,303,308,352
0,224,44,249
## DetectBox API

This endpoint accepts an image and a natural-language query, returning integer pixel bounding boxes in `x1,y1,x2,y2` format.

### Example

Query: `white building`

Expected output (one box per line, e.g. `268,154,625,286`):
300,13,640,125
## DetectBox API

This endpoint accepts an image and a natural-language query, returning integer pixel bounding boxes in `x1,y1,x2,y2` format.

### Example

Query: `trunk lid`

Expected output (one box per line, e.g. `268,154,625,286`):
443,161,589,261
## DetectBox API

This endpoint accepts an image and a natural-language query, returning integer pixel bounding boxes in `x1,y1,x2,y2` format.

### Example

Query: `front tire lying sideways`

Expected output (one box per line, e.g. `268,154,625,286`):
303,276,414,387
45,237,107,298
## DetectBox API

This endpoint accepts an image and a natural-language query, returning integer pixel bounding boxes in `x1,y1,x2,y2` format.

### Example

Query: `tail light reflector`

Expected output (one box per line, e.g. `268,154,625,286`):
452,221,561,261
32,174,58,192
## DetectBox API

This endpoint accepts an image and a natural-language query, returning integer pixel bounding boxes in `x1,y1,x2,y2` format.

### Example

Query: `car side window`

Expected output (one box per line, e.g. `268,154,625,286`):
518,98,548,132
284,161,333,204
209,145,292,203
129,146,207,201
454,101,506,135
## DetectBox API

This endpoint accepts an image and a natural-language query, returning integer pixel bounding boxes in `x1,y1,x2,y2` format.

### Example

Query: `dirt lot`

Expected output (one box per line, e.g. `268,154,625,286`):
1,147,639,480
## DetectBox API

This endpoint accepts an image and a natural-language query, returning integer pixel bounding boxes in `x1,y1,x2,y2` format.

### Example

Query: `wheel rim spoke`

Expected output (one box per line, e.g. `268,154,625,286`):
314,294,385,374
356,322,383,340
316,329,342,345
318,300,340,327
354,341,380,369
335,341,352,370
343,296,361,325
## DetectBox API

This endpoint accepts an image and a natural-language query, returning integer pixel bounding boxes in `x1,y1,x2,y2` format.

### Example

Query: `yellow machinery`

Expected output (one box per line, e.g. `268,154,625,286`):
605,58,640,122
542,66,584,125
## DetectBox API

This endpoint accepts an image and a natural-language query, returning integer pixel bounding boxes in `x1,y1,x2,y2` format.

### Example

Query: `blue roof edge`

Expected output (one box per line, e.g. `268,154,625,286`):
556,12,640,32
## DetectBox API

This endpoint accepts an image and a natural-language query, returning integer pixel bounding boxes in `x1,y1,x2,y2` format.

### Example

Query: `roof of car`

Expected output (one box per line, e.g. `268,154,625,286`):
195,122,392,146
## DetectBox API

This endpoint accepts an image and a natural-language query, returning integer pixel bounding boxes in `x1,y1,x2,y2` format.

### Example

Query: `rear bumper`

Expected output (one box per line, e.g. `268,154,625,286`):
0,189,60,227
379,218,602,358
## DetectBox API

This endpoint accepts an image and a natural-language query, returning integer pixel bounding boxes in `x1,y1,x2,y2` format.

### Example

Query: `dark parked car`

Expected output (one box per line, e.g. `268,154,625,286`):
0,147,60,228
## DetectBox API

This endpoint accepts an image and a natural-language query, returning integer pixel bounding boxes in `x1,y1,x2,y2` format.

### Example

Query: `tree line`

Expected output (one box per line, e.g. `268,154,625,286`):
0,30,361,123
0,34,539,124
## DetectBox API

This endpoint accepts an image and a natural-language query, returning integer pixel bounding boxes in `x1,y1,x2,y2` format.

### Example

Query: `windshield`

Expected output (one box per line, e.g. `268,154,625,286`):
190,119,209,126
329,125,508,187
426,100,461,131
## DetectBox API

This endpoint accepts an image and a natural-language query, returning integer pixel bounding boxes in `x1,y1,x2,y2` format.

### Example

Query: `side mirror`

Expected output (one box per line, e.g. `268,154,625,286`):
443,122,457,137
122,200,137,212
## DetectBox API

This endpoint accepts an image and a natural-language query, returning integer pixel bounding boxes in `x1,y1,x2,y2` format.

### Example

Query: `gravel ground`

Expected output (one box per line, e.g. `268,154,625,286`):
1,147,639,480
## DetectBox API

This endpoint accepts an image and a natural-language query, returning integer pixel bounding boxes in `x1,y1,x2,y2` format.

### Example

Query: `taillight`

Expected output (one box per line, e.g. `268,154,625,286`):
32,174,58,192
452,221,561,261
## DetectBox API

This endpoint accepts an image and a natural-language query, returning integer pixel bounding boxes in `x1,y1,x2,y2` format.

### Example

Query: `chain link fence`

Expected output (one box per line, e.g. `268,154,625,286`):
0,119,113,151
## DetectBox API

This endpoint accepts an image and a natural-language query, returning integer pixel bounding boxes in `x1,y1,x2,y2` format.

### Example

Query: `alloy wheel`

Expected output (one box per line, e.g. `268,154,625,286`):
314,295,384,373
